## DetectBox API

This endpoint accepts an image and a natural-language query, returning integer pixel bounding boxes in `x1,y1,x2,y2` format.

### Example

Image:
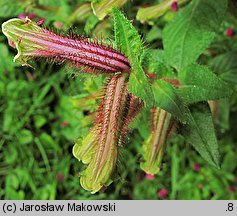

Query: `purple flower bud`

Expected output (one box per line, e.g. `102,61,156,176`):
18,13,27,20
28,13,37,20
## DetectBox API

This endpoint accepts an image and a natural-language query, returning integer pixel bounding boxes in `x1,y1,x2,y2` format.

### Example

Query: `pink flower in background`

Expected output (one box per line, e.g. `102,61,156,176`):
145,173,154,180
229,186,235,193
171,1,178,11
61,121,69,127
194,163,200,172
158,188,168,198
226,28,235,37
57,173,64,182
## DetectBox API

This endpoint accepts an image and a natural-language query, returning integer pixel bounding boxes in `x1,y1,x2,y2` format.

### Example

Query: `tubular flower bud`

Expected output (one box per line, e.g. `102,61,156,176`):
73,74,133,193
2,18,131,73
141,107,172,175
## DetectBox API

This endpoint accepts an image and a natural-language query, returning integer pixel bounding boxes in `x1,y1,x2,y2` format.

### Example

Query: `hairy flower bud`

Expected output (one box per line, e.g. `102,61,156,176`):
141,107,172,175
2,18,131,73
73,74,132,193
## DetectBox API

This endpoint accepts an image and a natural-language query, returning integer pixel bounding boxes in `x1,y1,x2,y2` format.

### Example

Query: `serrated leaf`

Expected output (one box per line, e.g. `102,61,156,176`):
152,79,187,122
163,0,227,70
178,64,232,104
92,0,127,20
183,103,220,168
113,8,143,61
113,8,154,107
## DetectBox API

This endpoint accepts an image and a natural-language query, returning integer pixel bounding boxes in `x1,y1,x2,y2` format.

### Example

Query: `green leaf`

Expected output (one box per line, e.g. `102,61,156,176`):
113,8,154,107
216,99,230,130
0,44,18,73
146,25,162,42
209,52,237,84
128,64,154,107
84,13,100,35
39,133,59,151
113,8,143,62
183,103,220,168
152,79,187,122
92,0,127,20
17,129,33,145
142,49,175,78
178,64,232,104
163,0,227,70
0,0,25,17
33,115,47,129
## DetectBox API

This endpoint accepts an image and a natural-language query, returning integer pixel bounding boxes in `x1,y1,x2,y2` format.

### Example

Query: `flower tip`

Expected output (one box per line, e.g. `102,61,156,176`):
37,17,46,25
99,185,107,192
7,38,16,48
18,13,27,20
158,188,168,198
145,173,154,180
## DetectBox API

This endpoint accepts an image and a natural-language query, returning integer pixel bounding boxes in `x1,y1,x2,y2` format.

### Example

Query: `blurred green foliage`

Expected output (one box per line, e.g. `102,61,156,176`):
0,0,237,199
